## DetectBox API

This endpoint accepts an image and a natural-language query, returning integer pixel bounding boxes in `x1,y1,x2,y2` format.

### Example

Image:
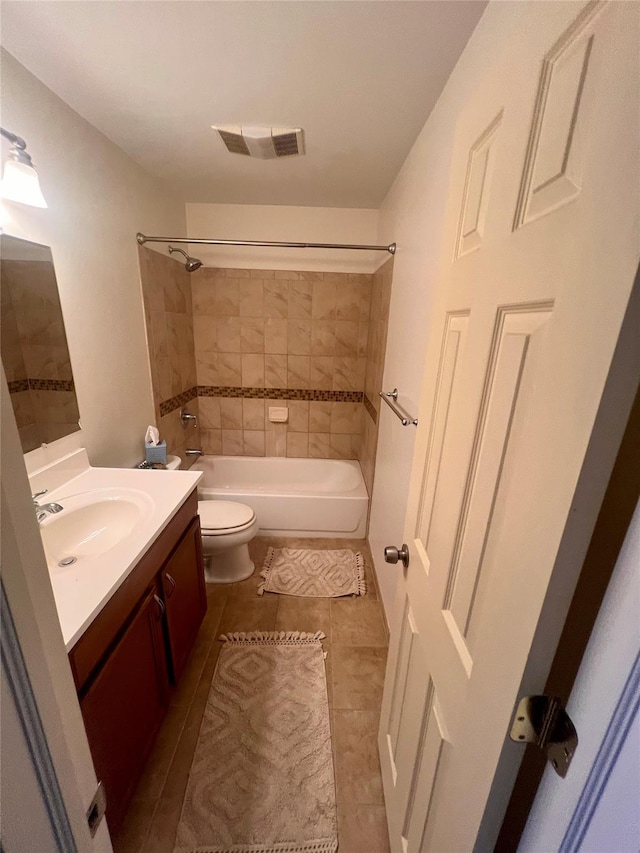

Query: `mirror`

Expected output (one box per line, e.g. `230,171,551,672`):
1,234,80,453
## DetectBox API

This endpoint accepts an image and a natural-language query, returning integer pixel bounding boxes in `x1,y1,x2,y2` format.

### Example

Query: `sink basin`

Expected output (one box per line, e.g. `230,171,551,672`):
40,488,155,569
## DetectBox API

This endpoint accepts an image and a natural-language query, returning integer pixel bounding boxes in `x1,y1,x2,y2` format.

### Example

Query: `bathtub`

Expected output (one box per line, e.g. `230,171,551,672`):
191,456,369,538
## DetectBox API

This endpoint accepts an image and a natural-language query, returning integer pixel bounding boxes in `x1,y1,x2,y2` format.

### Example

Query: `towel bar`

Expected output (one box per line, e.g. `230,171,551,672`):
379,389,418,426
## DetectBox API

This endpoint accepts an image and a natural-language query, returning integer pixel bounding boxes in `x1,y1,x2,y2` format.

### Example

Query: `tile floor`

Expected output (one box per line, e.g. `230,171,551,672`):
112,536,391,853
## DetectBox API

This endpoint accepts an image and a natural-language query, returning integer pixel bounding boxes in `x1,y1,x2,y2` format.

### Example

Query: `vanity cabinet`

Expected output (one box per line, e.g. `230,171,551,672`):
161,516,207,683
69,490,206,836
80,586,169,833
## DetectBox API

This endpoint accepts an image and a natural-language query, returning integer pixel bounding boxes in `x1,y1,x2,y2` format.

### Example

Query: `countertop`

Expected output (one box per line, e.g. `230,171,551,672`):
36,461,202,650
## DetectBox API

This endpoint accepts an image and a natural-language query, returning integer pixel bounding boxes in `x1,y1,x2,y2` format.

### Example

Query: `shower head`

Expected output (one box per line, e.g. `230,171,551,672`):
168,245,203,272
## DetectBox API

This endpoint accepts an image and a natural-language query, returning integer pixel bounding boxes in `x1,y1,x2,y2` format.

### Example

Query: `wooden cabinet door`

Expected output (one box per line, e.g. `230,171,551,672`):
162,516,207,683
80,587,169,835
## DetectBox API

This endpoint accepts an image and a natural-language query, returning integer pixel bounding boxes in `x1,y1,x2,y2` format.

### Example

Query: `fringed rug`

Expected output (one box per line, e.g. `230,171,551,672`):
173,631,337,853
258,548,365,598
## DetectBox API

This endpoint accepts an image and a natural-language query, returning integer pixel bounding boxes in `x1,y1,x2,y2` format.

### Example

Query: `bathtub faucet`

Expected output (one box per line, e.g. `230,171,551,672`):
185,448,204,456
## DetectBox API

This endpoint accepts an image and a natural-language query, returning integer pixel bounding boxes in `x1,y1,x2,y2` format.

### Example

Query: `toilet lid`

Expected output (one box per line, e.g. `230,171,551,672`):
198,500,255,534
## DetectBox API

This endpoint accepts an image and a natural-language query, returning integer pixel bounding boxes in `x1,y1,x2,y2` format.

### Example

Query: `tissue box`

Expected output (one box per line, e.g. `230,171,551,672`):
145,440,167,464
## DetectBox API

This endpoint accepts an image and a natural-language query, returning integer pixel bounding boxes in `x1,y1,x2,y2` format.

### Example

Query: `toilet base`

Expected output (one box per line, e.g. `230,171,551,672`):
203,543,255,584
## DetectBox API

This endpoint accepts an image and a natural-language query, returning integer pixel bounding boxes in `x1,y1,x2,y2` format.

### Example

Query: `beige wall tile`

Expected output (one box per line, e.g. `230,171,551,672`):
250,269,275,279
217,352,242,386
213,278,240,316
287,319,311,355
286,431,309,458
199,397,221,429
240,318,265,353
150,311,168,359
309,432,331,459
191,277,217,315
201,428,222,455
222,429,243,455
193,315,217,352
312,281,337,320
287,399,309,432
243,430,265,456
288,281,312,319
357,322,369,357
331,402,362,435
239,280,264,317
311,320,336,356
310,356,334,390
264,354,288,388
287,355,310,389
216,316,241,353
266,422,287,457
335,320,359,357
242,398,265,429
333,357,358,391
276,269,300,280
310,401,332,433
220,397,242,429
330,433,352,459
241,354,265,387
195,353,219,385
264,281,289,318
336,285,361,321
264,318,288,354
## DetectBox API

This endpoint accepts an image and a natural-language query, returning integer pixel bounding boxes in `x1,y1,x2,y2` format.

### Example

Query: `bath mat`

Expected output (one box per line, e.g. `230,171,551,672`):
258,547,365,598
173,631,337,853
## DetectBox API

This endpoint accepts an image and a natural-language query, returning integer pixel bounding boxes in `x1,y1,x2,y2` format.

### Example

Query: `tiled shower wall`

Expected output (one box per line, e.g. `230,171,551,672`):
139,247,200,464
359,257,394,495
191,268,372,459
139,250,393,480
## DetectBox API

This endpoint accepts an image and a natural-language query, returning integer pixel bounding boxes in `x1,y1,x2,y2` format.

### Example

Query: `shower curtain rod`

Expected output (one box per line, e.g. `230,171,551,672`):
136,232,396,254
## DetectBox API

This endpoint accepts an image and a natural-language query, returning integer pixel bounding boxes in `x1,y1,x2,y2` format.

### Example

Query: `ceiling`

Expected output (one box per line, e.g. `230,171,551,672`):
1,1,486,208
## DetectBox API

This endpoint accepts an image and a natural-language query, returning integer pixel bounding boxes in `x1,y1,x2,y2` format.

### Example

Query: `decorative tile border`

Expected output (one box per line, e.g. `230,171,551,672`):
159,386,364,415
197,386,364,403
8,378,75,394
363,393,378,424
159,386,198,417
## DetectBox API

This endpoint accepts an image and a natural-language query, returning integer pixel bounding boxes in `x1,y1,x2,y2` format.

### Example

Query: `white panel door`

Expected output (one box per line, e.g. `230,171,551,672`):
378,3,640,851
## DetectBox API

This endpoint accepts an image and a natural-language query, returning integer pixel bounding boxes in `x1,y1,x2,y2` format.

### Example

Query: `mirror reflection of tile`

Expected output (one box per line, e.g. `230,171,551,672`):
1,234,80,453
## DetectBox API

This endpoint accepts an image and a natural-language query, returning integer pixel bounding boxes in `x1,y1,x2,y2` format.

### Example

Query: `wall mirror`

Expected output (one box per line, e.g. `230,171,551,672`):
1,234,80,453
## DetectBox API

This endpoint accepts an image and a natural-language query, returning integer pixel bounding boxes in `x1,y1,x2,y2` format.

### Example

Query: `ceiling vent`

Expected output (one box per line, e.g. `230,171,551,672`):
213,126,305,159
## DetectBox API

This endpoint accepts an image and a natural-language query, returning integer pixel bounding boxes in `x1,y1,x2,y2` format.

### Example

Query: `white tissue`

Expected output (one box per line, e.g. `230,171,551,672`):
145,425,160,446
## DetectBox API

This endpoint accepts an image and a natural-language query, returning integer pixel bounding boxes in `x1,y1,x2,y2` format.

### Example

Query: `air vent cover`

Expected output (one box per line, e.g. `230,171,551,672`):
213,126,305,159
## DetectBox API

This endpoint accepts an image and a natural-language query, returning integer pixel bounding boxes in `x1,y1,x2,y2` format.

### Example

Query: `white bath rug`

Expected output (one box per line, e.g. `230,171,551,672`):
173,631,337,853
258,547,365,598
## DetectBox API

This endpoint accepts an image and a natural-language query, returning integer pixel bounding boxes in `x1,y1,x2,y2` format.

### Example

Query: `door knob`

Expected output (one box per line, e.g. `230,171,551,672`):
384,544,409,569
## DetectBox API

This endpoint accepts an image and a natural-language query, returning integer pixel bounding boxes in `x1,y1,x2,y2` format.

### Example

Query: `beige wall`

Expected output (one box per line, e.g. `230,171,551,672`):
359,256,393,496
186,203,381,274
1,51,187,467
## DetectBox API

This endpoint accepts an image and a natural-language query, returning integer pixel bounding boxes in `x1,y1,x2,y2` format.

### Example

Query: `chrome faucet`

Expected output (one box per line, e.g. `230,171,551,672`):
181,408,197,427
32,489,64,523
185,448,204,457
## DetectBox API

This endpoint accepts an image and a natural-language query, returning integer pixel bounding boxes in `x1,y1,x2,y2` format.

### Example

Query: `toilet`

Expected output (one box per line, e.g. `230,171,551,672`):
197,500,259,584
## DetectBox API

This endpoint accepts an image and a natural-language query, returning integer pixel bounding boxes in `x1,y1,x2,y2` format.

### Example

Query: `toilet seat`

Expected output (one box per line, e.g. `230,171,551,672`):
198,500,256,536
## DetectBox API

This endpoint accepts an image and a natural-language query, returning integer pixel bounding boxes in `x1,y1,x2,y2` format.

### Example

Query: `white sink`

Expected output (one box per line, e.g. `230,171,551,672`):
40,487,155,570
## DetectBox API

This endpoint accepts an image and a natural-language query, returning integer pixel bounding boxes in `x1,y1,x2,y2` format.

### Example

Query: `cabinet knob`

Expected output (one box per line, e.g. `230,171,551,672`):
154,594,166,618
165,573,176,597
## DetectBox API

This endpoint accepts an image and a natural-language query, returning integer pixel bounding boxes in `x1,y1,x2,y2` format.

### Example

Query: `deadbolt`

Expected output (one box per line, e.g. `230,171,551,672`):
384,544,409,569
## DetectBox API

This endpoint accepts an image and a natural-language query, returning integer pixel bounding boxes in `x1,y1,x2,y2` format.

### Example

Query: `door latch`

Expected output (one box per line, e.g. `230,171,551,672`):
510,695,578,777
86,781,107,837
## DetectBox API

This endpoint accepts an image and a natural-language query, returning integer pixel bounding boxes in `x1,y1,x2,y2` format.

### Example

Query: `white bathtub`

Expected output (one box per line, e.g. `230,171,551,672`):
191,456,369,538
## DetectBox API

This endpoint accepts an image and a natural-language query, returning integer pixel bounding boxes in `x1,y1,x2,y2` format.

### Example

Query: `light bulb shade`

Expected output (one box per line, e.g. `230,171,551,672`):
1,159,47,208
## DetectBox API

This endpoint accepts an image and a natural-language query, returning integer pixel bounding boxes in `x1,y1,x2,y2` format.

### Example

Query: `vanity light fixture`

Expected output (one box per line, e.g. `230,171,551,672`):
0,127,47,208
